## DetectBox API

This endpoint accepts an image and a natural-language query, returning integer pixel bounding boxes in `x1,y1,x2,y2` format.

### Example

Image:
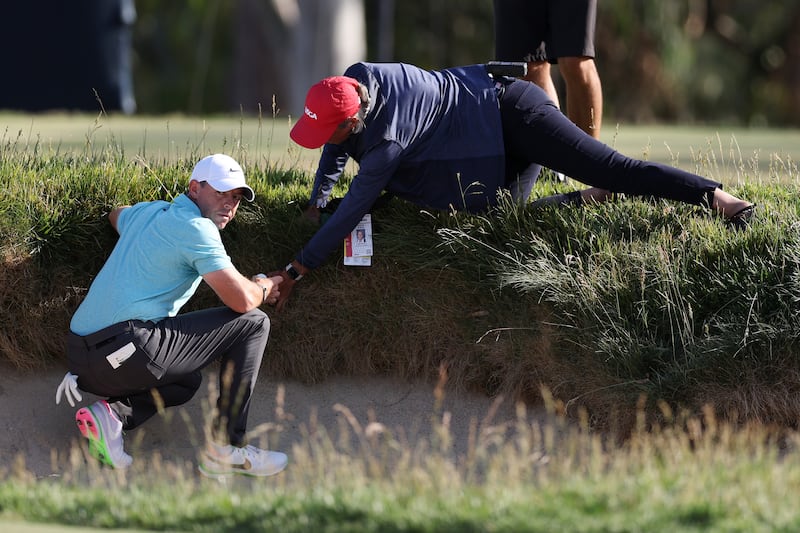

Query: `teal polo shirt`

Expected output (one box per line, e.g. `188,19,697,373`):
70,194,233,336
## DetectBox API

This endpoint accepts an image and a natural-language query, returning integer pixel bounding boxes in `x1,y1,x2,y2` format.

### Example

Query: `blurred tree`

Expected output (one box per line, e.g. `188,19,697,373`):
387,0,492,69
134,0,365,117
232,0,366,118
778,8,800,125
133,0,234,114
129,0,800,126
594,0,800,126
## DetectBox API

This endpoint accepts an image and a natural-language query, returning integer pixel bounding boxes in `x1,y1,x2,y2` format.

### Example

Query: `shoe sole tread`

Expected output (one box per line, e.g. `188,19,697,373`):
76,405,121,468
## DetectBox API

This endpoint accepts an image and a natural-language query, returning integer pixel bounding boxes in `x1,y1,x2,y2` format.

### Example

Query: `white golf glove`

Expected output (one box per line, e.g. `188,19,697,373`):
55,371,82,407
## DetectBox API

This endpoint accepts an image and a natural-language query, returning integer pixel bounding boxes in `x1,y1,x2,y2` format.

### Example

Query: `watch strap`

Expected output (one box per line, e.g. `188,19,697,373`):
285,263,303,281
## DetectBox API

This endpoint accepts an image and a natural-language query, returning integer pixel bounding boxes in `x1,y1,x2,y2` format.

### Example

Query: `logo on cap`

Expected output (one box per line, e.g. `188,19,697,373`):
290,76,362,149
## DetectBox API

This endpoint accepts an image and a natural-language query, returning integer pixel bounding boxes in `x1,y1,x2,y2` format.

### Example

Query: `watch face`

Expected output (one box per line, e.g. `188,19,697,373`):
286,265,301,280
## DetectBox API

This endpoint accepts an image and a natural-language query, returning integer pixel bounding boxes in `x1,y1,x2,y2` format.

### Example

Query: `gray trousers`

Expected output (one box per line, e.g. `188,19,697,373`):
67,307,270,446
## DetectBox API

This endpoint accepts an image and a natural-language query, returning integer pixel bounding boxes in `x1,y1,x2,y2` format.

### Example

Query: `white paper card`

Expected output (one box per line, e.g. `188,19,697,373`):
344,214,373,266
106,342,136,369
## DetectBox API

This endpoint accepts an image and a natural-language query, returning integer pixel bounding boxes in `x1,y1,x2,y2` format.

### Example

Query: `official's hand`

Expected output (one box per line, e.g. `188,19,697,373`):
55,371,82,407
264,275,283,306
266,270,295,311
303,205,321,224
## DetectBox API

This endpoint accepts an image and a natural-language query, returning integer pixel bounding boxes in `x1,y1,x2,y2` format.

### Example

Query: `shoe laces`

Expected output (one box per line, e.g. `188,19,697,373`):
242,444,269,458
100,403,127,457
207,442,273,464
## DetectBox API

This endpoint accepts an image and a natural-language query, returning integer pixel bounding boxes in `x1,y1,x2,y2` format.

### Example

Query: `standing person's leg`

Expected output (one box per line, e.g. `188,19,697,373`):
494,0,560,107
548,0,602,138
499,80,752,218
494,0,555,193
525,61,559,108
558,56,602,138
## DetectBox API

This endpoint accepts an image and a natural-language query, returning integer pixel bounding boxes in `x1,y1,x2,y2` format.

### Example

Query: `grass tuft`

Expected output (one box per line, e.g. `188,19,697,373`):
3,390,800,531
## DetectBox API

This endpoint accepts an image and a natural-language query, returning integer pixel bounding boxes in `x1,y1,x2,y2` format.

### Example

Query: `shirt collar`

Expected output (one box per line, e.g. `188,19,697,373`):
174,193,202,216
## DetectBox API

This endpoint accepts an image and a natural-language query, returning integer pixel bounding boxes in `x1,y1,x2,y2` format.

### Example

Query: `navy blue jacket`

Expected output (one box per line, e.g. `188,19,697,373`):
297,62,505,269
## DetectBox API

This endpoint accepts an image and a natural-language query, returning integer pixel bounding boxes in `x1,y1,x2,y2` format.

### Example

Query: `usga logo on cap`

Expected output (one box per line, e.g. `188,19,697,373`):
290,76,362,149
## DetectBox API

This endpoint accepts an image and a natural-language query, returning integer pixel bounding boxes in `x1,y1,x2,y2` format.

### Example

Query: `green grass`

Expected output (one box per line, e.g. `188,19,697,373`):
3,115,800,424
3,401,800,532
4,115,800,403
3,111,800,177
4,114,800,530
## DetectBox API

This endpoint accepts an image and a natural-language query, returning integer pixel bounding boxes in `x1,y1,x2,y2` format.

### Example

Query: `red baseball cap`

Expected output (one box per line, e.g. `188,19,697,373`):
290,76,362,149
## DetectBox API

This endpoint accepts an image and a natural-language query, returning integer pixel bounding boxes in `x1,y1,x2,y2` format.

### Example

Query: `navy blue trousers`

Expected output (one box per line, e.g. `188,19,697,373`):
499,79,721,204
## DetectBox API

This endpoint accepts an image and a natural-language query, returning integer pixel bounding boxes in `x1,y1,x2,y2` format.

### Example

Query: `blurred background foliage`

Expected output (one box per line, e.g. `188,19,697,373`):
129,0,800,126
2,0,797,125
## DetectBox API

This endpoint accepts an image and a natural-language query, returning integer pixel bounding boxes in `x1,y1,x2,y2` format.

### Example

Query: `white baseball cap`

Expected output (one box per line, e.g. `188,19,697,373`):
189,154,255,202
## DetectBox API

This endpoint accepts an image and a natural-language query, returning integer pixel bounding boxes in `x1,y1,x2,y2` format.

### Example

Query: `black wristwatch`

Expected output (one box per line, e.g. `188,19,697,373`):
285,263,304,281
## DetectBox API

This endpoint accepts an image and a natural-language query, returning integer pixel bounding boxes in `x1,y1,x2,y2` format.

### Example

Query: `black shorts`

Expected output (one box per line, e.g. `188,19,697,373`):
493,0,597,63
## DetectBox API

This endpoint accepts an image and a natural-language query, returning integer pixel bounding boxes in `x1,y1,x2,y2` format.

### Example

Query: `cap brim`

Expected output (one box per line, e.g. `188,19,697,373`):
220,185,255,202
240,187,255,202
198,178,255,202
290,114,339,149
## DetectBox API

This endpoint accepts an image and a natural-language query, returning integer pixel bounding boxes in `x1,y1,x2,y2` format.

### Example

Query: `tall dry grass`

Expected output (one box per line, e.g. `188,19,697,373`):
4,375,800,531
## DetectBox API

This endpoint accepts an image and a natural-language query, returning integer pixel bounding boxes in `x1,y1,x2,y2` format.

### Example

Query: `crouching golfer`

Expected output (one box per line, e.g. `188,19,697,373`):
55,153,288,478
